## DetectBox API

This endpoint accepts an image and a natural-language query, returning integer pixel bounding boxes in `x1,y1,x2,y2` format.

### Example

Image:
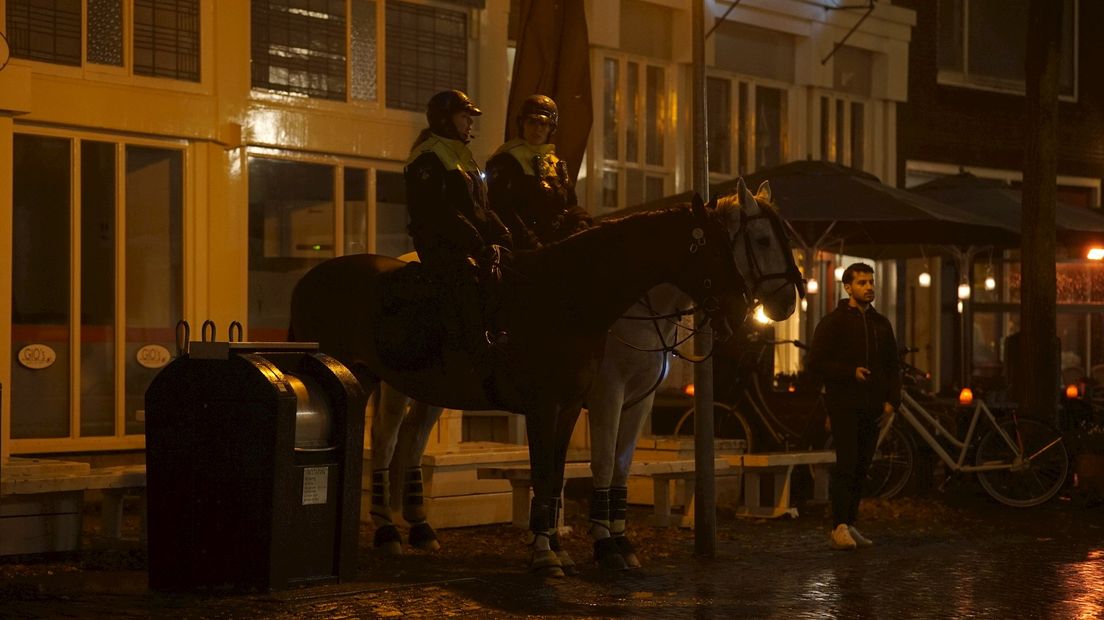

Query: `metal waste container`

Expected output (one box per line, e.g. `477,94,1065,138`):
145,328,366,591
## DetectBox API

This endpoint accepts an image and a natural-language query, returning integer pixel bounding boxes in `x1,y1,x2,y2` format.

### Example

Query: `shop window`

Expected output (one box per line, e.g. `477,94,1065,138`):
937,0,1076,97
375,170,413,258
10,134,184,444
248,158,335,341
5,0,199,81
345,167,370,254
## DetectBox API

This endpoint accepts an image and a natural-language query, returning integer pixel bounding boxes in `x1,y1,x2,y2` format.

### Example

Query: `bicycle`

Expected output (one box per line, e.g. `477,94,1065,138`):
887,389,1070,506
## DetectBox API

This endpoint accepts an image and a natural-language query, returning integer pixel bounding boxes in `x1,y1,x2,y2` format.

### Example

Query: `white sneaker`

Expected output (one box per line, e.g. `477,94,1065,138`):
829,523,857,550
848,525,873,547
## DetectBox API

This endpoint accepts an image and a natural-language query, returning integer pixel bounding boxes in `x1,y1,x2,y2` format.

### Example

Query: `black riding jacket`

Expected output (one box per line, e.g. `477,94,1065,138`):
404,133,512,267
807,299,902,414
486,139,592,251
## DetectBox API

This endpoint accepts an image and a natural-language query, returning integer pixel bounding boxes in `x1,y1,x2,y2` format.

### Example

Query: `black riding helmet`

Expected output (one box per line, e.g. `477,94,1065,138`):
516,94,558,142
427,89,482,142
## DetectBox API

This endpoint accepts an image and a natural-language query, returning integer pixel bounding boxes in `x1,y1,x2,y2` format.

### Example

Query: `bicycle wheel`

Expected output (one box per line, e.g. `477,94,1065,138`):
975,418,1069,507
673,402,756,453
864,425,915,499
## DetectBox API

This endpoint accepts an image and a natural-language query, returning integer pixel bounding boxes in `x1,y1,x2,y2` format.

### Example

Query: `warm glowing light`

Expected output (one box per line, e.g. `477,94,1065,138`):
1087,247,1104,260
834,266,845,281
787,384,796,393
957,300,964,313
959,388,974,406
754,306,770,324
683,383,695,397
800,298,808,311
984,276,997,290
806,277,819,294
957,283,971,299
1066,384,1080,399
918,272,932,288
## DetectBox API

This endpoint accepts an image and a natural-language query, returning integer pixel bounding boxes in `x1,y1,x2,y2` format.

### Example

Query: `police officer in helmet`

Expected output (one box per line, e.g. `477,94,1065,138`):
404,89,512,362
487,94,592,251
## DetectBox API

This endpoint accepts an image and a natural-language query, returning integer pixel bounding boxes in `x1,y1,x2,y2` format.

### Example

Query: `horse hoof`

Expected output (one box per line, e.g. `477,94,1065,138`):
373,524,403,556
593,537,629,571
409,522,441,552
556,550,579,576
614,536,641,569
530,549,564,578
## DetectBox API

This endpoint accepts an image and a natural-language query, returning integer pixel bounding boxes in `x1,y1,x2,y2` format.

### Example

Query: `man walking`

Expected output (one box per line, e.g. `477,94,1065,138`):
807,263,901,549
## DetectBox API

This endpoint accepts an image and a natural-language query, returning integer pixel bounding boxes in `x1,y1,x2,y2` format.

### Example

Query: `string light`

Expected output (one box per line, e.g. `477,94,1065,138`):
918,271,932,287
957,282,971,300
806,277,819,294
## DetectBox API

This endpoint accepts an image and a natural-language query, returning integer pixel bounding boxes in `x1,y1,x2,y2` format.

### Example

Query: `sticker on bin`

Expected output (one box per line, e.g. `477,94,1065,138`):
302,466,329,505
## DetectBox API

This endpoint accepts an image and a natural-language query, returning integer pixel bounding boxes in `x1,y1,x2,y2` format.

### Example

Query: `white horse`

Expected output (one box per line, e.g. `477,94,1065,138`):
365,181,798,570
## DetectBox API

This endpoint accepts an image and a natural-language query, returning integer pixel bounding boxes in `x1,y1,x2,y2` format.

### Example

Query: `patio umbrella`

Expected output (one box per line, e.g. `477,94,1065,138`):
616,161,1019,253
909,173,1104,251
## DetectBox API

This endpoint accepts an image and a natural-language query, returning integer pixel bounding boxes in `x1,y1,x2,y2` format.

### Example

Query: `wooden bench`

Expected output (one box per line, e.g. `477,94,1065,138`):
476,458,731,529
733,451,835,519
1,463,147,550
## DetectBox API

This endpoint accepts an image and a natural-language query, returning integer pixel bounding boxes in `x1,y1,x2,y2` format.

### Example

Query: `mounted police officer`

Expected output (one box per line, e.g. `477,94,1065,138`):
404,89,512,361
487,94,592,251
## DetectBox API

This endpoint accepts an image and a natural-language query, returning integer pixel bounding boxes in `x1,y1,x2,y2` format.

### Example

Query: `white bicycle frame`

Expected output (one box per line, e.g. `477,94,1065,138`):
881,391,1050,474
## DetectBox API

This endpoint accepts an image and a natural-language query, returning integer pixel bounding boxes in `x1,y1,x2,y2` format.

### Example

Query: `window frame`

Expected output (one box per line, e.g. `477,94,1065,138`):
1,0,211,92
815,90,871,172
8,126,191,455
936,0,1080,101
704,70,796,184
591,50,675,213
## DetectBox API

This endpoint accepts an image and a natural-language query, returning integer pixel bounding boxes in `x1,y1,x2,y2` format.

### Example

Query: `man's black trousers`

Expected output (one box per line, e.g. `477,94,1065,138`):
828,405,879,526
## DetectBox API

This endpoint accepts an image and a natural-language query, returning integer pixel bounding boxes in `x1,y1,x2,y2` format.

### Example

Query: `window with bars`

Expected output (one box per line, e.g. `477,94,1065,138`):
385,0,467,112
706,74,790,180
251,0,348,100
4,0,199,81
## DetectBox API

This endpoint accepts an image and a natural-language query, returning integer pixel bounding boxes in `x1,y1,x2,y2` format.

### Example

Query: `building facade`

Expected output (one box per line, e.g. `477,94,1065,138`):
0,0,918,459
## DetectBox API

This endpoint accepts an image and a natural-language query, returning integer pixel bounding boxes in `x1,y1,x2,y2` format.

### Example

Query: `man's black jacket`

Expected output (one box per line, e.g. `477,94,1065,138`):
807,298,902,414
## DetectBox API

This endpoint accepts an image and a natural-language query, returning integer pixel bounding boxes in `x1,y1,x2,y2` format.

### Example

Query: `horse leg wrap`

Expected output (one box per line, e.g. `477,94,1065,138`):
370,469,403,555
610,486,640,568
588,487,612,540
408,521,440,552
528,498,564,576
401,466,428,524
549,497,577,576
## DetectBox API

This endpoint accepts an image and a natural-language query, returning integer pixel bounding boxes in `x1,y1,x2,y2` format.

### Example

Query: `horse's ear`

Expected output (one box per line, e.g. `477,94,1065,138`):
740,178,761,215
691,192,707,218
757,180,772,203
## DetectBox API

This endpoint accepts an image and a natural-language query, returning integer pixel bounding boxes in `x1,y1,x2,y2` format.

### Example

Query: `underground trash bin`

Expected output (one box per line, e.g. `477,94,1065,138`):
145,337,366,591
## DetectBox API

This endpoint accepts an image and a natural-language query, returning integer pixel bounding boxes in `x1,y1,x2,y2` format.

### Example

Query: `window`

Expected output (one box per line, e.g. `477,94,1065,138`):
385,0,467,112
599,55,670,211
938,0,1076,97
375,170,413,258
10,133,184,445
818,94,866,170
706,74,789,179
5,0,200,81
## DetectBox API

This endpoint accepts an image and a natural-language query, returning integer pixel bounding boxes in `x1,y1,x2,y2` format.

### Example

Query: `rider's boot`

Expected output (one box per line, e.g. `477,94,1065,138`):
589,487,628,571
609,486,640,568
528,497,564,578
402,466,440,552
370,469,402,555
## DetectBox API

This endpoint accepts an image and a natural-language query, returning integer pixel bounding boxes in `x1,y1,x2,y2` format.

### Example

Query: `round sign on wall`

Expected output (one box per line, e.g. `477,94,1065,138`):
18,344,57,370
136,344,172,369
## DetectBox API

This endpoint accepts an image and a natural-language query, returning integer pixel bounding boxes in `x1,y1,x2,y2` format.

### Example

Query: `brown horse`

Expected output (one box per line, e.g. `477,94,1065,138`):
289,184,803,576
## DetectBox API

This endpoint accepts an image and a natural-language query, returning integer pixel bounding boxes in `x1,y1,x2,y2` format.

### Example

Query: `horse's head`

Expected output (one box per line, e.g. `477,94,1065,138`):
683,181,802,336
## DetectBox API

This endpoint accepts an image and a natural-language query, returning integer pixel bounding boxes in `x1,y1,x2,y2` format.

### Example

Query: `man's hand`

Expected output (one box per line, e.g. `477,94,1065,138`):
855,367,871,382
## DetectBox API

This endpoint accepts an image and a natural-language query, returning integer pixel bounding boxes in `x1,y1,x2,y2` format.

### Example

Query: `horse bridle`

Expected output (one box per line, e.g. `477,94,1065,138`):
728,203,808,301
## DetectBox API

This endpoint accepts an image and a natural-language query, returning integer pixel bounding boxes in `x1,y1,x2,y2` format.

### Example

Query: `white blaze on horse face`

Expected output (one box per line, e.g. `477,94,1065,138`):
734,181,798,322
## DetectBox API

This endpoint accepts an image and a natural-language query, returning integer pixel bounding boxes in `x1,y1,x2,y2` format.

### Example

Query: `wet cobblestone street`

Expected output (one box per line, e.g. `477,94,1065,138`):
2,485,1102,619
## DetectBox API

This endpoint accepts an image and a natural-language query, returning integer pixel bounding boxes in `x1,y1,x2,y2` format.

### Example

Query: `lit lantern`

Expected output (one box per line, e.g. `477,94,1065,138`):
754,305,770,324
959,387,974,406
800,298,808,312
1088,247,1104,260
957,300,964,313
957,282,971,299
918,271,932,288
1066,384,1080,399
683,383,695,397
984,275,997,291
806,277,819,295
